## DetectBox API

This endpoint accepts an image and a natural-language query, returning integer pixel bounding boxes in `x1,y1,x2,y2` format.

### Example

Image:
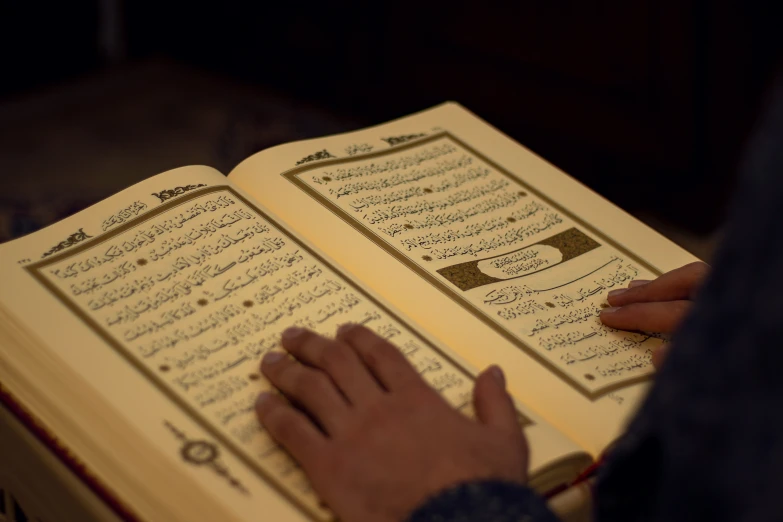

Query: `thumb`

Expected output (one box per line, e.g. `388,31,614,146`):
473,365,518,432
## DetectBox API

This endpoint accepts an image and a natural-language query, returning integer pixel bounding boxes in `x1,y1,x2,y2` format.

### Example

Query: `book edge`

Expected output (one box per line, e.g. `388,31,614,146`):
0,383,141,522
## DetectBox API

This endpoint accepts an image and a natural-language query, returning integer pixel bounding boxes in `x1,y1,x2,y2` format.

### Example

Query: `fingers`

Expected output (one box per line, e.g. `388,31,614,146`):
472,366,519,433
261,351,350,435
280,327,383,405
255,391,327,466
607,262,709,307
600,300,692,334
601,262,706,336
336,324,422,392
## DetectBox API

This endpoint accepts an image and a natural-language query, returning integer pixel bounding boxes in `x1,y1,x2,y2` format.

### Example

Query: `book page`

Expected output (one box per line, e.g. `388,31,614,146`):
228,103,699,455
0,165,583,521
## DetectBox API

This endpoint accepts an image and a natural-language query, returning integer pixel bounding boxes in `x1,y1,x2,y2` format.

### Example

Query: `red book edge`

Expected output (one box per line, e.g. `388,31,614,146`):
0,383,141,521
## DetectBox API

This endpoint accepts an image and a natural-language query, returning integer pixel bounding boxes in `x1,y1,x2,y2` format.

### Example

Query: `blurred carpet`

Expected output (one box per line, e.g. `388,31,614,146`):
0,59,357,243
0,59,716,260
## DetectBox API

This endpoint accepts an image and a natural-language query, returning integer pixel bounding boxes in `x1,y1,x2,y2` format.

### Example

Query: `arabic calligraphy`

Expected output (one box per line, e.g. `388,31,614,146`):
292,133,661,397
102,200,148,231
41,228,93,259
37,187,485,520
151,183,208,203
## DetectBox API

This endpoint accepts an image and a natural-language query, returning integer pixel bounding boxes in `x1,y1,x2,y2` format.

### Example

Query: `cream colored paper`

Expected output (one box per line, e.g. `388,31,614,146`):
0,164,584,520
229,103,699,454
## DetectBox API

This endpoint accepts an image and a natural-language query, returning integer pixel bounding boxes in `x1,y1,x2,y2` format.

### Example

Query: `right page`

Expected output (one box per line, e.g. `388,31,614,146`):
228,103,699,455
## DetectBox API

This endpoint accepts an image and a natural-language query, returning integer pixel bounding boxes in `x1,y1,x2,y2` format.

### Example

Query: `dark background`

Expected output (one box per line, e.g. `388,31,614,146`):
1,1,781,255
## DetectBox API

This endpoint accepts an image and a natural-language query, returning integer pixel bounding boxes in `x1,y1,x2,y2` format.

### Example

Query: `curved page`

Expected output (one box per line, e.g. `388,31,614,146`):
228,103,699,454
0,166,581,521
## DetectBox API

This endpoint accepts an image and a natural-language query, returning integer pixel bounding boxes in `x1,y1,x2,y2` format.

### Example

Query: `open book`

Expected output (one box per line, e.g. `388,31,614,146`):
0,103,698,521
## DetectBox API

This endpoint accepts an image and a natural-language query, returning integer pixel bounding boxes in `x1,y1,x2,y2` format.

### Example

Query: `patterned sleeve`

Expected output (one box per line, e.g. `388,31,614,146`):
407,480,562,522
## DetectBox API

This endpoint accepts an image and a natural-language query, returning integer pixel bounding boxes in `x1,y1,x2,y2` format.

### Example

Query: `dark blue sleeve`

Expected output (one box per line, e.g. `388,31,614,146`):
594,77,783,522
407,480,561,522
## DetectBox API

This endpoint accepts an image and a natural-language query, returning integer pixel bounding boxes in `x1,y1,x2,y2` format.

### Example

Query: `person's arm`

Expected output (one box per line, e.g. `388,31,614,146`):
407,480,560,522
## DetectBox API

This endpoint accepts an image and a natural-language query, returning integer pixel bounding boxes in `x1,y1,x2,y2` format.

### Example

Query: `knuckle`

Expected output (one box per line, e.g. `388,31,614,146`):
287,368,334,405
617,302,642,318
271,413,299,442
272,364,302,393
307,372,334,398
319,343,351,372
263,407,288,432
286,367,312,396
615,304,645,327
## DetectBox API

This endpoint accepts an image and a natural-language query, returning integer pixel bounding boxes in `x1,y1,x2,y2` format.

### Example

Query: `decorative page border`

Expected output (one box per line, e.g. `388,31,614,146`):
26,186,523,521
283,131,663,400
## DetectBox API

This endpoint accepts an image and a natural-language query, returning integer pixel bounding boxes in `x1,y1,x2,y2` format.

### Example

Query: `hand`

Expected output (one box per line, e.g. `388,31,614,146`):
255,324,529,522
599,261,709,368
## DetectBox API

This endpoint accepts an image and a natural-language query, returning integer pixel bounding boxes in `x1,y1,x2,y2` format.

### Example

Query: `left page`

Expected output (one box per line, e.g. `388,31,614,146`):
0,166,583,521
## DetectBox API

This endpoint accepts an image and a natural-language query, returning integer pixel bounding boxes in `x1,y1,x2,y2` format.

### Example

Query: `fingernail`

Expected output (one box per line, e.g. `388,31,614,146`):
281,327,305,342
601,307,621,314
629,279,651,288
489,365,505,387
336,323,356,337
607,288,627,298
263,351,286,365
255,391,273,409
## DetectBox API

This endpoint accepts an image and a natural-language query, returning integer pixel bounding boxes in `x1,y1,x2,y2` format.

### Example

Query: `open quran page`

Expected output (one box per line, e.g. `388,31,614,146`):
228,102,700,456
0,164,585,521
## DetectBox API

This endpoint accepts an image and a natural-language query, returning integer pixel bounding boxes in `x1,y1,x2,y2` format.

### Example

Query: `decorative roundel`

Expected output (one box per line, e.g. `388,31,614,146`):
181,440,219,465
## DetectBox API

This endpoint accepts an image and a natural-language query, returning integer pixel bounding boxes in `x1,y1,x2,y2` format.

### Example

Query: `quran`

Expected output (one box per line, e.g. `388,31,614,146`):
0,103,698,521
